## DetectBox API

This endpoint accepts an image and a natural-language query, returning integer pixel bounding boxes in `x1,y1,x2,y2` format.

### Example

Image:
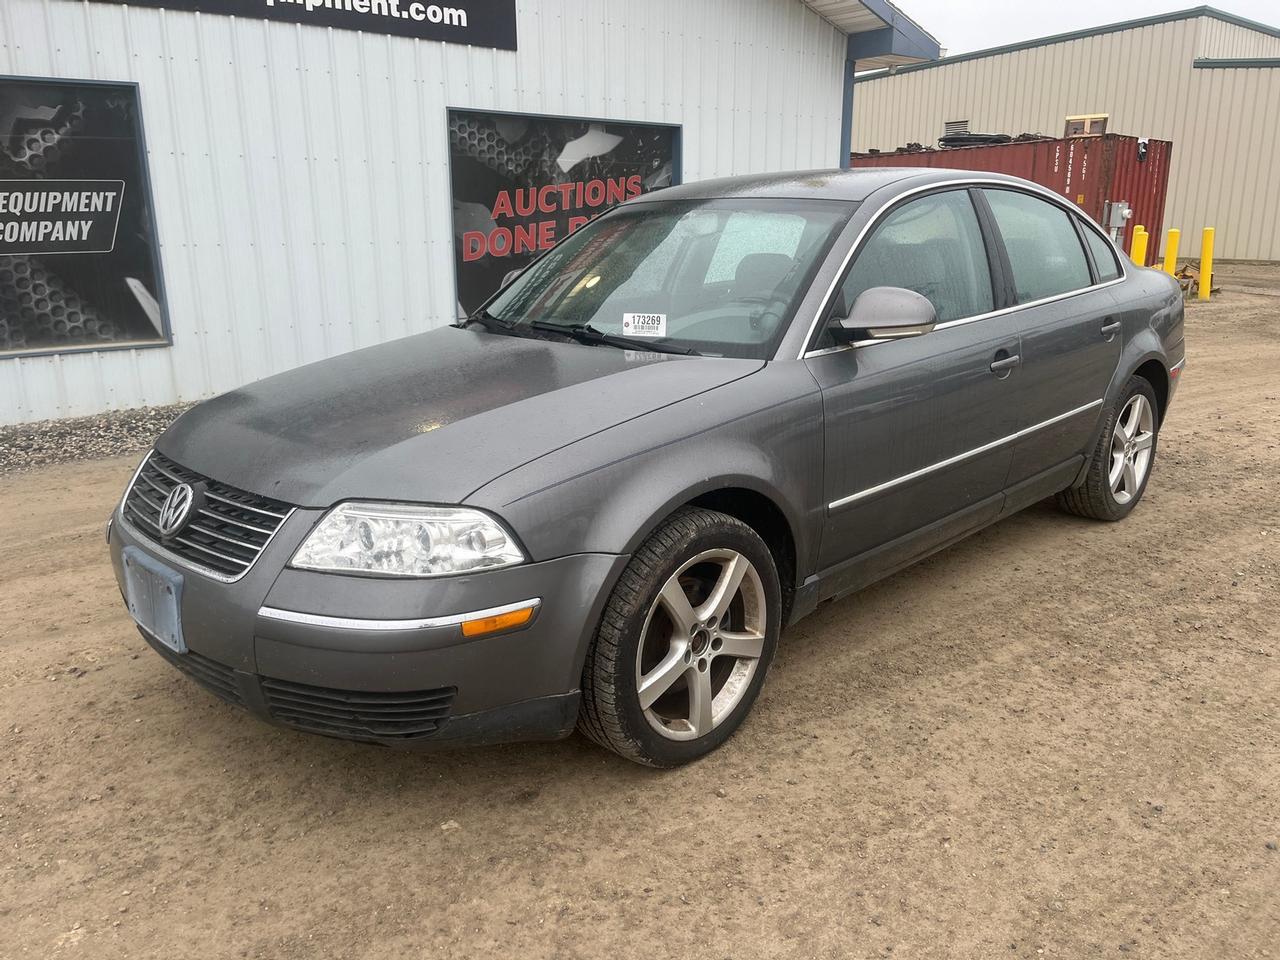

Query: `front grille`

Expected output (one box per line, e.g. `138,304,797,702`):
144,632,245,706
261,677,456,743
123,451,292,579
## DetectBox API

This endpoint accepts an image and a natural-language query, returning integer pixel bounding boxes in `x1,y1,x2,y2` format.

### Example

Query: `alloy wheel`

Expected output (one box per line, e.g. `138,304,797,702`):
634,549,767,741
1109,393,1155,504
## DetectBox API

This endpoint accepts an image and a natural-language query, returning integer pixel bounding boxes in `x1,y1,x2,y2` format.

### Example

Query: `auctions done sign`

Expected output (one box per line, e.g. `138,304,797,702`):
448,109,679,316
85,0,518,48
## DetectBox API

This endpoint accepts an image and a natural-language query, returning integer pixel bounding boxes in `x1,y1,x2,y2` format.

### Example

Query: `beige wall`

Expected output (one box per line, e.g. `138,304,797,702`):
1197,18,1280,58
852,15,1280,259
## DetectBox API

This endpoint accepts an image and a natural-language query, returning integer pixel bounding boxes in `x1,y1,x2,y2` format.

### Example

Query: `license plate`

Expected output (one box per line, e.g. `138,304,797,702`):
122,546,186,654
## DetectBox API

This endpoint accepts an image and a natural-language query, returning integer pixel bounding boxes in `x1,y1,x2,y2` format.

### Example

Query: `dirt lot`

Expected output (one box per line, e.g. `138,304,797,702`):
3,265,1278,959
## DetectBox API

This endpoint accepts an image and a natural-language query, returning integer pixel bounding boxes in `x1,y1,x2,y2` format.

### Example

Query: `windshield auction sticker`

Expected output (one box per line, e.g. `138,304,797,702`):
623,313,667,338
0,180,125,255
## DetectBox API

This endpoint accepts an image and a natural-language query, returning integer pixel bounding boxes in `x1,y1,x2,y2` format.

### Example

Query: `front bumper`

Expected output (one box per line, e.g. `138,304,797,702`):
109,504,627,748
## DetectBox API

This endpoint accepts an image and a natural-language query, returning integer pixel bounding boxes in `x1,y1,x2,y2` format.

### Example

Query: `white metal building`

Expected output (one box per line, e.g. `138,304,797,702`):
0,0,937,425
850,6,1280,263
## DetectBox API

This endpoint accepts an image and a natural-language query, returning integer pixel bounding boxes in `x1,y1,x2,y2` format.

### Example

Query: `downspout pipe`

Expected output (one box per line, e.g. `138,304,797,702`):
839,44,855,169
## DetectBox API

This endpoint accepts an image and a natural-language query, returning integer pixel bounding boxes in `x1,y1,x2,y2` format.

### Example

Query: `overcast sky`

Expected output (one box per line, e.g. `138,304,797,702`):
895,0,1280,55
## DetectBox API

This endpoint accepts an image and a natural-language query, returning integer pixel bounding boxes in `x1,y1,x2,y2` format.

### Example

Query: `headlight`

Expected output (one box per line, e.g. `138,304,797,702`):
290,502,525,577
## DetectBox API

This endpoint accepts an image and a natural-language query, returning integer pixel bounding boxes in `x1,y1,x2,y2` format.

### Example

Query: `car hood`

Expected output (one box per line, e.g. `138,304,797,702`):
157,326,764,507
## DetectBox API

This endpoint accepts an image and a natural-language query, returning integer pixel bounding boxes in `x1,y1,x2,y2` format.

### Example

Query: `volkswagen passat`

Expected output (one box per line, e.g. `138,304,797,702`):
109,169,1185,767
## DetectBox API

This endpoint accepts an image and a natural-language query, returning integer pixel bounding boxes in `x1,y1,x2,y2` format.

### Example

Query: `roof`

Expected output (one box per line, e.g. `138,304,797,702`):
1194,56,1280,68
802,0,890,35
627,167,1017,203
800,0,941,69
854,5,1280,81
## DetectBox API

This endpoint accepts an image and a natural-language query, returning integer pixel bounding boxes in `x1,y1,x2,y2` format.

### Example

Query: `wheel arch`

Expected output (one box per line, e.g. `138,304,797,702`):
621,478,806,625
1071,344,1170,489
685,487,799,625
1133,357,1170,425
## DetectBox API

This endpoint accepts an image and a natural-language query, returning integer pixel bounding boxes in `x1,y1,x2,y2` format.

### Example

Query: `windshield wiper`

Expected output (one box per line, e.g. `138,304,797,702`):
458,308,515,331
528,321,699,355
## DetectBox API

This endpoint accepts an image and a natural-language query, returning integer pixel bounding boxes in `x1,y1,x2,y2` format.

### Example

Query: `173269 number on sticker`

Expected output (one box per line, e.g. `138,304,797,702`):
622,313,667,338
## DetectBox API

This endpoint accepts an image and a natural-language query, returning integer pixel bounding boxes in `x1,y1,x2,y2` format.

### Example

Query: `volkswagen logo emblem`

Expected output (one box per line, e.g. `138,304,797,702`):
158,483,196,538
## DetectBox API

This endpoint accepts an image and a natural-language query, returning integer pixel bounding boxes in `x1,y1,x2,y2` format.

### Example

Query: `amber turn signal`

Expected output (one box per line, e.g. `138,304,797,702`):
461,603,537,638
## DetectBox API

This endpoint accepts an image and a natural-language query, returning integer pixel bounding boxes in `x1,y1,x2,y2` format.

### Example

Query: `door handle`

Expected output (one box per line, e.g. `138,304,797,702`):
1101,319,1122,337
990,353,1021,374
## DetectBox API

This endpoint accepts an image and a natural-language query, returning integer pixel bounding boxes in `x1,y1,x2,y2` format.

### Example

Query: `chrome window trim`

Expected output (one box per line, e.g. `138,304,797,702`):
803,277,1128,358
117,449,297,584
257,598,542,632
796,178,1129,360
827,399,1105,511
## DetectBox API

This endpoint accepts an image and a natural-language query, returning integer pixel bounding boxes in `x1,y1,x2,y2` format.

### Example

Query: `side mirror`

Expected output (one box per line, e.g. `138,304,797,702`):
834,286,937,342
501,267,524,289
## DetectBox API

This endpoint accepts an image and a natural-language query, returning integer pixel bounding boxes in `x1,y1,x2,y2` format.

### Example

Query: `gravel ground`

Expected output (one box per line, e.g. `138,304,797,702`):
0,402,191,475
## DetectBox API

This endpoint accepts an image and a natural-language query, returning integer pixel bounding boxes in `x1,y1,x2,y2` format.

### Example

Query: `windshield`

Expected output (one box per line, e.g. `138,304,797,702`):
481,198,854,359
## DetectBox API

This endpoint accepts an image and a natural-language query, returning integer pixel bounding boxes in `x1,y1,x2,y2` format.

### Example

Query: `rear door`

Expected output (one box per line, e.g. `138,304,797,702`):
979,188,1124,493
805,188,1023,582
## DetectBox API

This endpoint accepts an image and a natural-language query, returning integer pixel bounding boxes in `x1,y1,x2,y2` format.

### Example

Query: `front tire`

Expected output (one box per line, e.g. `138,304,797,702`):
577,507,781,767
1057,375,1160,521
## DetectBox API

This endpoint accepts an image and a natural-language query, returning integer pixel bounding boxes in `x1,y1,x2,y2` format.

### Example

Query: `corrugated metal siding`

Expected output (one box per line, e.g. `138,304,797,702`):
852,15,1280,262
1177,63,1280,263
1196,18,1280,58
1105,136,1173,267
0,0,847,425
854,19,1199,153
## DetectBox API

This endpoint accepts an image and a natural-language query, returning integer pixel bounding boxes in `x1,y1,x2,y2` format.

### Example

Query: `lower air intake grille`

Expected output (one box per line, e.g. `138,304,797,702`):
261,678,456,742
123,451,292,579
145,632,245,706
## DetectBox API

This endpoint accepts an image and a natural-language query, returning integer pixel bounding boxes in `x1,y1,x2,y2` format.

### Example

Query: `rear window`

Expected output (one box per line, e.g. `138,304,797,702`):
1082,224,1123,282
983,189,1092,303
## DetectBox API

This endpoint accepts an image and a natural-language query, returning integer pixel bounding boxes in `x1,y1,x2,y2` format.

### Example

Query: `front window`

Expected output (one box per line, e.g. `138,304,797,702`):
481,199,854,359
815,189,994,350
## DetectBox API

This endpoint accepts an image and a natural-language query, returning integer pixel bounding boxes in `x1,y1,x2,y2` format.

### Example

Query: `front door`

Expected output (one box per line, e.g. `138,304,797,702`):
804,188,1022,586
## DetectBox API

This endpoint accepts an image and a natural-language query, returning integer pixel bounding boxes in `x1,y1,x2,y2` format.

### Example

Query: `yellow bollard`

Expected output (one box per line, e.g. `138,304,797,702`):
1199,227,1215,301
1163,228,1181,275
1130,226,1148,267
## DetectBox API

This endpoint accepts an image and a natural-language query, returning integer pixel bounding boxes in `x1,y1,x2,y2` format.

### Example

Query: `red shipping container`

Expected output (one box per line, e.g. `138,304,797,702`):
851,134,1172,266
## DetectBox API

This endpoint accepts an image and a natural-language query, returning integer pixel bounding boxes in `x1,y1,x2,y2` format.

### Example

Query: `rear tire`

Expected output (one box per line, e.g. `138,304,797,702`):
1057,375,1160,521
577,507,781,767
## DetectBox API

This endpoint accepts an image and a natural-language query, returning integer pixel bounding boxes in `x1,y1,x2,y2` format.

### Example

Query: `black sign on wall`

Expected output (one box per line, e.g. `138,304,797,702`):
0,78,169,356
85,0,519,48
0,180,125,255
448,109,680,317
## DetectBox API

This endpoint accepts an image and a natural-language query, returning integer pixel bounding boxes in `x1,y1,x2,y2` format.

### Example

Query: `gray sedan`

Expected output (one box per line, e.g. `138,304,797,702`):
108,168,1185,766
